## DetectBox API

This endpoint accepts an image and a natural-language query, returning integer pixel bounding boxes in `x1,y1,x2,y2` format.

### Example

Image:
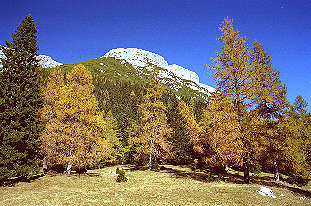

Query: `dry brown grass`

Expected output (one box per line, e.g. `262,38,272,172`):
0,165,310,206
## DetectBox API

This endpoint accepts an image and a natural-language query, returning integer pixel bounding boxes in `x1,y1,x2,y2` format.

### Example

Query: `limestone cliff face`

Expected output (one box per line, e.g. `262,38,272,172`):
103,48,215,93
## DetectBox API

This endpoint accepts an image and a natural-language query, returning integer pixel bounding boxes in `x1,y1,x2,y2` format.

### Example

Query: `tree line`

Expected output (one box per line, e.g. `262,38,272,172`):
0,15,310,186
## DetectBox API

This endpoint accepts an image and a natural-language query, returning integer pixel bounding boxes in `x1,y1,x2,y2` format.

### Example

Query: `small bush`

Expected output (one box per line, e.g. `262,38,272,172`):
202,169,214,181
249,164,262,175
116,168,127,182
151,160,160,172
287,174,310,187
116,167,121,175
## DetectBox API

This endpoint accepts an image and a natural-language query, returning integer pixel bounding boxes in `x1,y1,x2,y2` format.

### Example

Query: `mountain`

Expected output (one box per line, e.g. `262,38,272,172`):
103,48,215,94
1,46,215,98
0,47,62,68
1,46,214,95
36,55,62,68
56,48,216,102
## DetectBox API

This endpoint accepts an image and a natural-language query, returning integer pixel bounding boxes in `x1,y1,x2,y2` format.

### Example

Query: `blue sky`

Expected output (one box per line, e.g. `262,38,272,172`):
1,0,310,109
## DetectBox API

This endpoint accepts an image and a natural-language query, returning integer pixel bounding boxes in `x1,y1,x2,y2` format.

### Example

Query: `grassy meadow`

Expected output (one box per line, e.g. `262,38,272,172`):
0,165,310,206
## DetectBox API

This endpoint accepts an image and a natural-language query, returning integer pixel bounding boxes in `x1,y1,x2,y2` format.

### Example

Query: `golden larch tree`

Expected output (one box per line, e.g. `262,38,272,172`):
248,40,289,181
208,17,252,183
177,100,202,154
200,93,244,171
40,67,65,169
134,65,172,169
41,65,110,174
208,17,288,183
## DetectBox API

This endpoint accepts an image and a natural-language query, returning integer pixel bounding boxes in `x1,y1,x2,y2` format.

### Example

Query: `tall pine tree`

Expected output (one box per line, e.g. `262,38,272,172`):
0,15,43,181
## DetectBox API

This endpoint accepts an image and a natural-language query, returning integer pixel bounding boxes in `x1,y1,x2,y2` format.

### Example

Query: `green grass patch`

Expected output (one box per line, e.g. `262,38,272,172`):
0,165,310,205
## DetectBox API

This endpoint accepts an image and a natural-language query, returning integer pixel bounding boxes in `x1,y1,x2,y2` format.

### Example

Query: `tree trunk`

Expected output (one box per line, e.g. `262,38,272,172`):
273,160,280,181
149,152,152,170
66,161,72,176
149,115,155,170
236,100,250,184
243,153,250,184
43,157,48,174
66,143,73,175
225,164,229,173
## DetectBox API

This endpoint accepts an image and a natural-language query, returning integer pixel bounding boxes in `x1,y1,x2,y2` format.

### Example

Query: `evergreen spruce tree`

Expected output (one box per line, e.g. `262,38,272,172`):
0,14,43,181
166,96,194,165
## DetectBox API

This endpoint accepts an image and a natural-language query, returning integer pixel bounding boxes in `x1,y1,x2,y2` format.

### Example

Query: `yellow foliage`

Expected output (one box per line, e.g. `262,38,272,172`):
135,65,172,164
200,93,244,167
177,101,201,152
40,64,111,169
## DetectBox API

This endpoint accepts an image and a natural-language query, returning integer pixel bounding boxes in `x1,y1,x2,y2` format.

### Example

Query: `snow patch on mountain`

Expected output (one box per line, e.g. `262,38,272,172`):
104,48,168,68
103,48,215,93
167,64,199,84
37,55,62,68
0,48,62,68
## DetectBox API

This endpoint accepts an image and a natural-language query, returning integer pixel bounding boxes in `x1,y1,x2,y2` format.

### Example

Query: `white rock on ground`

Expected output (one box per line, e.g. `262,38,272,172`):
256,187,276,198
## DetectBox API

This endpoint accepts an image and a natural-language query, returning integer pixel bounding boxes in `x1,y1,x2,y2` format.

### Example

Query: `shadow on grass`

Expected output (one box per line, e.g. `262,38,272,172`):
1,170,101,186
127,165,150,171
63,171,100,178
154,165,311,198
1,173,45,187
161,167,218,183
251,177,311,198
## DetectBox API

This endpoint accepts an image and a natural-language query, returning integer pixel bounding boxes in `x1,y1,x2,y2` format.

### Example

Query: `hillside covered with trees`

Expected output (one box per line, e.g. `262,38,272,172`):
0,15,310,190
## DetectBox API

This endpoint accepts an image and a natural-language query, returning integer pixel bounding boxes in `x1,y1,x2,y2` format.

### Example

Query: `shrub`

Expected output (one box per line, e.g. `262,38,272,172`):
151,160,160,172
116,167,122,174
249,164,262,175
116,168,128,182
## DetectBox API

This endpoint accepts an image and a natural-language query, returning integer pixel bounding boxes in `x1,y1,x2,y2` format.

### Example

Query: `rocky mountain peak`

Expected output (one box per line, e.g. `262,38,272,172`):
103,48,169,68
103,48,215,93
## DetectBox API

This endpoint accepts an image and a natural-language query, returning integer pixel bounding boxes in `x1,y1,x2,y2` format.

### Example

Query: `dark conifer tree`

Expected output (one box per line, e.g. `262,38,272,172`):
0,14,43,181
